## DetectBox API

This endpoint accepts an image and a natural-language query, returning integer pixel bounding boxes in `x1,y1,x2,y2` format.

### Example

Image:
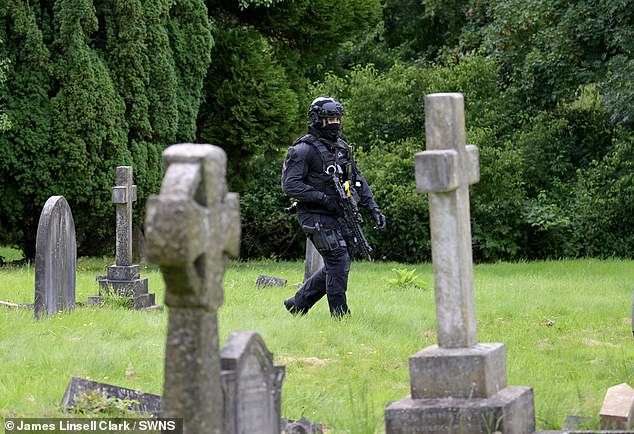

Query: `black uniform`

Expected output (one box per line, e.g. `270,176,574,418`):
281,127,379,316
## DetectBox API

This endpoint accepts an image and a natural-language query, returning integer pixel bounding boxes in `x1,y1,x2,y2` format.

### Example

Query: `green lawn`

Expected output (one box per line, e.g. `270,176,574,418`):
1,256,634,432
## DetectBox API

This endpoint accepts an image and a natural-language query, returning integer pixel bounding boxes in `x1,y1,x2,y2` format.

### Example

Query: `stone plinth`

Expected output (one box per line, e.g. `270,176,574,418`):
92,265,153,308
410,343,507,400
385,386,535,434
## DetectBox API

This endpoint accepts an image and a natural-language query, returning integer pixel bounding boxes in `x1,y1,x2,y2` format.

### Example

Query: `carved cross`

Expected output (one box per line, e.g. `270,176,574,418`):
112,166,137,267
145,143,240,434
145,144,240,309
415,93,480,349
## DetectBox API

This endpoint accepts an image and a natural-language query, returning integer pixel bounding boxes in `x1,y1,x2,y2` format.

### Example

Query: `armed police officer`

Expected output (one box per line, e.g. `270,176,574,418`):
281,96,386,318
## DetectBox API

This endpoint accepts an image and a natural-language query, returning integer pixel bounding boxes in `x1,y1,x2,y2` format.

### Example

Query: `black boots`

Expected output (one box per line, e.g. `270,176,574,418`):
284,296,351,318
284,296,308,316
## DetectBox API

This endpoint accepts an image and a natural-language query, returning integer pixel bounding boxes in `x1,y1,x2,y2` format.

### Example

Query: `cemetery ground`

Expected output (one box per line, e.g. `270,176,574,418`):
1,248,634,432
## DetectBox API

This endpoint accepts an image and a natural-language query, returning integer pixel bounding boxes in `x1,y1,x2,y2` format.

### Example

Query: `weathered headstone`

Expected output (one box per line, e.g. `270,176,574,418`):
221,331,285,434
34,196,76,319
61,376,161,416
562,415,592,430
304,239,323,282
384,93,535,434
255,274,287,289
90,166,154,309
600,383,634,430
145,143,241,434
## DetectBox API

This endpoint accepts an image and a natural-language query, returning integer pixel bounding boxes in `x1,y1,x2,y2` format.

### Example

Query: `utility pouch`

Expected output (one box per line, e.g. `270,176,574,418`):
303,222,340,253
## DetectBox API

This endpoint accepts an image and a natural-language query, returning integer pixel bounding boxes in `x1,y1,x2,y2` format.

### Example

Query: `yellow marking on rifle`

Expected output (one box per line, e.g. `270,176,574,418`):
344,180,351,197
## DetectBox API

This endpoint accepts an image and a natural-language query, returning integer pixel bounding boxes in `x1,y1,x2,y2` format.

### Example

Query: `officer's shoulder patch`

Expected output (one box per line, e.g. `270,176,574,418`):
291,140,313,155
286,146,299,159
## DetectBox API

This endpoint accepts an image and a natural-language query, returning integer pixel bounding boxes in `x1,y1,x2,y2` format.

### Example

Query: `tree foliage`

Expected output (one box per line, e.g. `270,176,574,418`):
197,24,298,191
0,35,9,132
3,0,634,262
243,0,634,261
199,0,382,191
0,0,212,258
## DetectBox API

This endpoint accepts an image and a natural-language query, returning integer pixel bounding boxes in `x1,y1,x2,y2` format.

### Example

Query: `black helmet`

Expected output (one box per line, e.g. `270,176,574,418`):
307,96,344,126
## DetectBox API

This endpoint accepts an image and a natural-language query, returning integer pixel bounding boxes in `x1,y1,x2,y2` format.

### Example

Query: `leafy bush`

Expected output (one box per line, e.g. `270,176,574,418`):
567,132,634,257
239,155,304,260
354,138,431,262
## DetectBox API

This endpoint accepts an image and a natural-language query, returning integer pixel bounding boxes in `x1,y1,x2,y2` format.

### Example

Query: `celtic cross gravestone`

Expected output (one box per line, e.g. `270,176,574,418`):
145,144,240,434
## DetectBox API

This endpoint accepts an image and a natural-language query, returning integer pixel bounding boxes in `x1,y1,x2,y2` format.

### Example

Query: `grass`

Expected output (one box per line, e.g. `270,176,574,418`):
1,254,634,432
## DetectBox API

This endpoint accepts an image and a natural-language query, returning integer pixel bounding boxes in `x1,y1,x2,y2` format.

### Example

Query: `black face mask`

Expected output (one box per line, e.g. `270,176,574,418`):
320,123,341,141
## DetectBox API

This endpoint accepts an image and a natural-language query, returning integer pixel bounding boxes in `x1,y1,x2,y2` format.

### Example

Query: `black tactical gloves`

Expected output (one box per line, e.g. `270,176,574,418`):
321,193,340,214
371,208,386,230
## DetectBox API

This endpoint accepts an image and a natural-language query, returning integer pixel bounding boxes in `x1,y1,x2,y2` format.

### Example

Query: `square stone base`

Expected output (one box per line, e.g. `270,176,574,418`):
106,265,140,281
98,276,149,298
410,343,507,399
88,292,156,309
91,266,155,309
385,386,535,434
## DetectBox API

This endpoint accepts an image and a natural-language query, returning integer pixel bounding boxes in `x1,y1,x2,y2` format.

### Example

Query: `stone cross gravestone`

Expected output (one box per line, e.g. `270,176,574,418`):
145,143,240,434
114,165,137,267
220,331,285,434
384,93,535,434
91,166,154,309
34,196,76,319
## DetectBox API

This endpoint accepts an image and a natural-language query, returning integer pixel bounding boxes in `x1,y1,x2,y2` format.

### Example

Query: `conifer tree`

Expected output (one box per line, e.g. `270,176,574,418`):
167,0,213,140
0,0,213,258
0,0,54,258
142,0,179,145
0,37,9,132
49,0,131,254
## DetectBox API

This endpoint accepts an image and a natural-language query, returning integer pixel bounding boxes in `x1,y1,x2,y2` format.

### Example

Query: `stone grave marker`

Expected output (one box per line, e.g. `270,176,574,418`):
220,331,285,434
281,418,324,434
145,143,241,434
600,383,634,430
61,376,161,416
384,93,535,434
561,415,592,430
255,274,287,289
304,239,323,282
34,196,76,319
90,166,155,309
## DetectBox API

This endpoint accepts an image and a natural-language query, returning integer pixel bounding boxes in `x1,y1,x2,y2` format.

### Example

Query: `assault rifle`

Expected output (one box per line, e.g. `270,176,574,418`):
326,164,373,261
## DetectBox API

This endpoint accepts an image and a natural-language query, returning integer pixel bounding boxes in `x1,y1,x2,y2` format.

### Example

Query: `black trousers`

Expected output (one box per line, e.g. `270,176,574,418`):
293,212,352,316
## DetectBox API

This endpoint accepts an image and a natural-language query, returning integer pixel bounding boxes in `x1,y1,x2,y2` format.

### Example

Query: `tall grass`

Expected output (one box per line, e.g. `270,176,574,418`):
2,257,634,432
